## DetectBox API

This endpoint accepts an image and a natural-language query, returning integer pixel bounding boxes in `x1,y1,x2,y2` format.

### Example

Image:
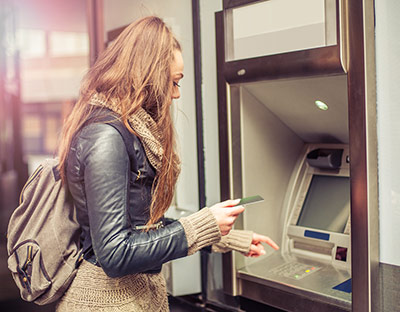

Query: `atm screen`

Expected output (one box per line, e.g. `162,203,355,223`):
297,175,350,233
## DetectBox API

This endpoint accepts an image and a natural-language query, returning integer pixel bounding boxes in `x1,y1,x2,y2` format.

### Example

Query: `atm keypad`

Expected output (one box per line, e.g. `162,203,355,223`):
270,262,321,280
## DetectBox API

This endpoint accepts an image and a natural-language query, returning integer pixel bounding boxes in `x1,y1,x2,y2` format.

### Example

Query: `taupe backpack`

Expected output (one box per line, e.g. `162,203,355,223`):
7,158,82,305
6,112,136,305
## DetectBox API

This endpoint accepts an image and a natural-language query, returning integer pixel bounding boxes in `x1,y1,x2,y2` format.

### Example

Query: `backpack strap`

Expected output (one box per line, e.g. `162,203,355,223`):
87,108,138,173
106,119,138,174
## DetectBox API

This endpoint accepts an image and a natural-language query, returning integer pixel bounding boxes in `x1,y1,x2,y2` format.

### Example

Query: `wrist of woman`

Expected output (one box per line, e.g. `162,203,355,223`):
212,229,253,254
179,207,221,256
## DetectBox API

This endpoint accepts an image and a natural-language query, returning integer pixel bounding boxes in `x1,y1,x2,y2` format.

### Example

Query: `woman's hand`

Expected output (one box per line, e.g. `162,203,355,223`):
245,233,279,257
209,199,244,236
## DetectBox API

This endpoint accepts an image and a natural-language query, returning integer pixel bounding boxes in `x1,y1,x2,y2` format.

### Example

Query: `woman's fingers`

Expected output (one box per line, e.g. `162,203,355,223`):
245,244,265,257
226,205,245,216
218,198,240,208
263,237,280,250
252,233,280,250
209,200,244,236
252,243,265,255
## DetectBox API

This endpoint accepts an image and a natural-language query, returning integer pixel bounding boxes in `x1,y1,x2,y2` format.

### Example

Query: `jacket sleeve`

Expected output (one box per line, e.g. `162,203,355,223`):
77,124,188,277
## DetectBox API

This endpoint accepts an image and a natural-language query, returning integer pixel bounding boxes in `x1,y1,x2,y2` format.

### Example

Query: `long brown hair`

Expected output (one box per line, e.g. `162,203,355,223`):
58,16,181,227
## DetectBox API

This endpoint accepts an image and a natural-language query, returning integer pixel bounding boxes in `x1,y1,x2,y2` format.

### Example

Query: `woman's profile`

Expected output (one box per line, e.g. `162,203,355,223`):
56,16,278,311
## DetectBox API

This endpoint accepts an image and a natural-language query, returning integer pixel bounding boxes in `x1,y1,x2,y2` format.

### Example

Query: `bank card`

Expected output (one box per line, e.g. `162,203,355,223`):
236,195,264,206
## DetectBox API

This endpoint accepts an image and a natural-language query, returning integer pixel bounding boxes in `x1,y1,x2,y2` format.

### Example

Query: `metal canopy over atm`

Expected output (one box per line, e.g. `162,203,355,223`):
215,0,359,311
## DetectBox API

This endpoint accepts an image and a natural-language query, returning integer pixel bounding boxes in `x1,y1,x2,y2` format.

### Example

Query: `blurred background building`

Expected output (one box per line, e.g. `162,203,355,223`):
0,0,88,310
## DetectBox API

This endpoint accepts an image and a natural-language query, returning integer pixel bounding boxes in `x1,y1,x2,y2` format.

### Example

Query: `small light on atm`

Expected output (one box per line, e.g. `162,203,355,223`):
315,100,329,111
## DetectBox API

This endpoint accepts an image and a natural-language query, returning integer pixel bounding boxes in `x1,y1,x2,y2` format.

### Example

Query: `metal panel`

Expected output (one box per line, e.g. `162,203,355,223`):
216,11,230,203
229,85,243,202
223,0,263,10
240,278,350,312
221,84,243,296
223,45,343,84
347,0,379,311
216,10,237,296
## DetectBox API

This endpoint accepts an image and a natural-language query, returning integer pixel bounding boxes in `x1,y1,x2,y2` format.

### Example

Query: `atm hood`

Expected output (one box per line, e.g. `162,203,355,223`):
241,74,349,144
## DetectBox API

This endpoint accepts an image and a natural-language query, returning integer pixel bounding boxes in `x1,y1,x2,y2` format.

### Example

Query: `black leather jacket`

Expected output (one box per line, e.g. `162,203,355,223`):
66,120,188,278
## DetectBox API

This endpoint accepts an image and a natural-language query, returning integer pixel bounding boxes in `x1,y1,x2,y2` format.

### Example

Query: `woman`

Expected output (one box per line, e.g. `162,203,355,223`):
56,16,278,311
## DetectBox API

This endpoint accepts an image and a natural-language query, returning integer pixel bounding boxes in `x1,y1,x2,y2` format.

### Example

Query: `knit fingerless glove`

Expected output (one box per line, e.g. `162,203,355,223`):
179,208,254,256
179,207,221,256
212,229,253,254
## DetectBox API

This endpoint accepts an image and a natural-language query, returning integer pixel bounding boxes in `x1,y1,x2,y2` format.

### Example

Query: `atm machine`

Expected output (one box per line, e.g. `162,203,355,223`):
215,0,353,311
237,142,351,311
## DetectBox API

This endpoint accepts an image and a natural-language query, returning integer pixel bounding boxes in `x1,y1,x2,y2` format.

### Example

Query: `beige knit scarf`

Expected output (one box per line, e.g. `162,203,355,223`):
89,93,164,172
